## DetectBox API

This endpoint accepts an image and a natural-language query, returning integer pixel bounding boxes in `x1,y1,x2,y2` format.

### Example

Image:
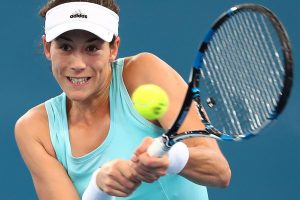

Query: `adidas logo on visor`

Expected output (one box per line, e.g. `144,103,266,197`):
70,10,88,18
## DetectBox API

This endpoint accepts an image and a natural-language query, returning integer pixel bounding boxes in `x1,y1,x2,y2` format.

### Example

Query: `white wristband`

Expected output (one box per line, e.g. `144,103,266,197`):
82,168,115,200
167,142,189,174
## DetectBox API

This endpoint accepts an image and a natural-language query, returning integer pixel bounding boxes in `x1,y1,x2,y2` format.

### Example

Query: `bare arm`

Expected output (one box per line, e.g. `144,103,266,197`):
181,138,231,187
15,106,80,200
125,52,231,187
132,137,230,187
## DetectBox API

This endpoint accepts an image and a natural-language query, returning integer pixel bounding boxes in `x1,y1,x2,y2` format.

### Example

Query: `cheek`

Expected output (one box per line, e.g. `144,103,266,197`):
88,57,107,72
50,60,63,81
51,65,60,82
50,53,67,76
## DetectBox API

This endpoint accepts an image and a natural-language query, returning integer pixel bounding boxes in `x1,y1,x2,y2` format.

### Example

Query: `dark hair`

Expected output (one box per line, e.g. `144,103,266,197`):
39,0,120,17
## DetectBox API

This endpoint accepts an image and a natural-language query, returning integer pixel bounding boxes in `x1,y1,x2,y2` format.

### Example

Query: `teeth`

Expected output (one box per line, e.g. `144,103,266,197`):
69,77,89,85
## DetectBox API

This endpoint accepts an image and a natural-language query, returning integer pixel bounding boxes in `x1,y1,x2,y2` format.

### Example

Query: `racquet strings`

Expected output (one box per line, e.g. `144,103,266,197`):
200,10,286,136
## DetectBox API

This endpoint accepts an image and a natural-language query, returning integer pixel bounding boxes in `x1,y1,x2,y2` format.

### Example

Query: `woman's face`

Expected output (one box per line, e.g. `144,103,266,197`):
43,30,119,102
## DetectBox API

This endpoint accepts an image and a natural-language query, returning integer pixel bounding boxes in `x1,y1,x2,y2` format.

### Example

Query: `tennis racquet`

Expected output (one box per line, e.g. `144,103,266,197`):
147,3,293,156
83,4,293,200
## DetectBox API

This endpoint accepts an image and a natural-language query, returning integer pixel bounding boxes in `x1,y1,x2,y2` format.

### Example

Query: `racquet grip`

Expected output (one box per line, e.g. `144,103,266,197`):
147,137,190,174
147,137,170,157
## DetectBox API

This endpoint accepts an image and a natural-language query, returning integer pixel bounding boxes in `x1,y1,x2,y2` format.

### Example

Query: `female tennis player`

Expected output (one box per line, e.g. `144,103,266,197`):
15,0,231,199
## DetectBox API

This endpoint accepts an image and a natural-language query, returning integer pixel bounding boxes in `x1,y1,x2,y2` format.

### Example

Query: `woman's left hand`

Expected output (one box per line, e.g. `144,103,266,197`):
131,137,170,183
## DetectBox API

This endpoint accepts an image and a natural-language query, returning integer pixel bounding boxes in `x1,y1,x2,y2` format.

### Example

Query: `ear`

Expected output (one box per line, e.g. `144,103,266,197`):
42,35,51,60
110,36,120,62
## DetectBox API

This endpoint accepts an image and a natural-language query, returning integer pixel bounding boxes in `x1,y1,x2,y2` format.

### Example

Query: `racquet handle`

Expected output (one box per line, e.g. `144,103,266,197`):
147,137,189,174
147,137,170,157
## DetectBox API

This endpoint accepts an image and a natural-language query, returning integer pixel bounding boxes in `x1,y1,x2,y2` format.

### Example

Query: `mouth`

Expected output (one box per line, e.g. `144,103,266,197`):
67,77,91,85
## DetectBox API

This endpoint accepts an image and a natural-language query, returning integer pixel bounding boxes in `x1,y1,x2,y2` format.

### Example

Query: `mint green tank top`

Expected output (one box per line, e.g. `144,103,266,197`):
45,58,209,199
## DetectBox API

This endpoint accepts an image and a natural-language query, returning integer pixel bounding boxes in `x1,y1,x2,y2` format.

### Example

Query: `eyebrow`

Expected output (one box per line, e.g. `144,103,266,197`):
56,36,102,43
86,37,103,43
56,36,72,42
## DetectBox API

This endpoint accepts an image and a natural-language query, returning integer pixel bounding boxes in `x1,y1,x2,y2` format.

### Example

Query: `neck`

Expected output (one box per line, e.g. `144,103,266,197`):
67,69,112,125
68,94,109,123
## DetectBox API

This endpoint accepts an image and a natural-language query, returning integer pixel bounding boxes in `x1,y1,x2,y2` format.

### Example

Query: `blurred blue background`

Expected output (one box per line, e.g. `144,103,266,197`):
1,0,299,199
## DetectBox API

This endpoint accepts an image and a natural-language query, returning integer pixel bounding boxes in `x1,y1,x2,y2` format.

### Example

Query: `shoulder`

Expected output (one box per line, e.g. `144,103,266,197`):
122,52,188,129
123,52,185,96
15,104,48,134
15,104,48,136
15,104,55,157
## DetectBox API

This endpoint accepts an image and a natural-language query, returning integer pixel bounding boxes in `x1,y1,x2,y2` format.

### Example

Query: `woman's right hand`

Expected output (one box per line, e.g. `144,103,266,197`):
95,160,141,197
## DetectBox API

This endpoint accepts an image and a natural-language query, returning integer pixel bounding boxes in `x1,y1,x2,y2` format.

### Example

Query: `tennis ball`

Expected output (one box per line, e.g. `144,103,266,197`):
132,84,169,120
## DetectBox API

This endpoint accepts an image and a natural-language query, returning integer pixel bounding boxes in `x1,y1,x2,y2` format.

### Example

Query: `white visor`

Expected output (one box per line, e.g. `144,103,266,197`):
45,2,119,42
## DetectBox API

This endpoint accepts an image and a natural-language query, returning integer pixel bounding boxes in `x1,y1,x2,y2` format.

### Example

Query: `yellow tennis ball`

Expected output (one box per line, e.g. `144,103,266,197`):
132,84,169,120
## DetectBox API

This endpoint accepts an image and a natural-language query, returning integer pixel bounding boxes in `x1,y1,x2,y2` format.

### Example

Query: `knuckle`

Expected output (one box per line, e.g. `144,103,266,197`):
99,184,111,194
127,182,136,190
144,178,156,183
104,179,114,188
103,188,113,195
143,160,151,166
159,170,167,176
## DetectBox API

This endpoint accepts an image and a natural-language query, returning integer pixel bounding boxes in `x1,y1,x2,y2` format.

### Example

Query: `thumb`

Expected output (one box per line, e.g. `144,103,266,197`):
133,137,154,156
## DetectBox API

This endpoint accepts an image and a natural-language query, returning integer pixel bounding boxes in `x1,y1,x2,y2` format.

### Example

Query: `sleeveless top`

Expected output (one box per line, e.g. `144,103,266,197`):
45,58,209,199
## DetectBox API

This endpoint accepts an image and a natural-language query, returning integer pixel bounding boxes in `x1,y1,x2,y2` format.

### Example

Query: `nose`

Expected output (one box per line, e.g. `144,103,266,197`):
70,53,87,72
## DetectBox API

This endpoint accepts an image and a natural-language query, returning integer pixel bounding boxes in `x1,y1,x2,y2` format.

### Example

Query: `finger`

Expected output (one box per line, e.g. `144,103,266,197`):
98,176,127,196
103,170,140,196
102,183,129,197
131,154,138,163
138,152,170,169
133,162,167,183
134,137,154,156
98,161,141,197
134,168,158,183
134,168,166,183
136,163,167,178
121,162,141,184
130,161,156,183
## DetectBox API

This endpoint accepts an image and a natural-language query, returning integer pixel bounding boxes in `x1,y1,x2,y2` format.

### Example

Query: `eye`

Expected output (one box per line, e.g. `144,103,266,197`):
86,45,99,52
59,44,72,51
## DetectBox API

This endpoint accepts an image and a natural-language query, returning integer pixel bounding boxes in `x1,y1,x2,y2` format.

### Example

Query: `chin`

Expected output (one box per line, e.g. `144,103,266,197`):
65,91,90,102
